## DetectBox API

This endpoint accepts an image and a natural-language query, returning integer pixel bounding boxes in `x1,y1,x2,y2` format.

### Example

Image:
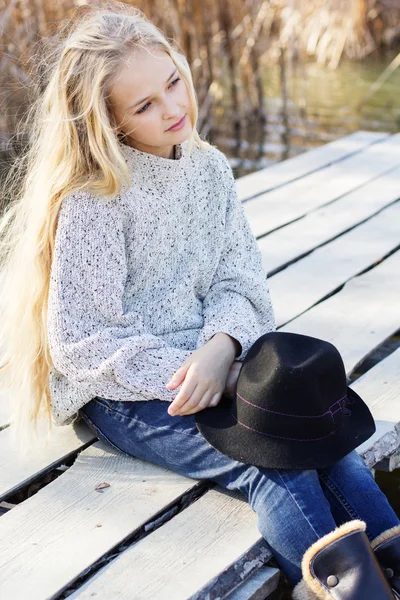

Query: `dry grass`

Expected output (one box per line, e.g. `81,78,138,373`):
0,0,400,149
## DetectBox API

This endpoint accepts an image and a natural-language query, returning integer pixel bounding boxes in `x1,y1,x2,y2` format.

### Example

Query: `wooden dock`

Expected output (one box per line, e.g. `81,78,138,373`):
0,130,399,599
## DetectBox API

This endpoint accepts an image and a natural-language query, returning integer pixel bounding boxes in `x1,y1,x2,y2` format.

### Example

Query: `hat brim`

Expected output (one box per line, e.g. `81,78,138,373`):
194,387,376,470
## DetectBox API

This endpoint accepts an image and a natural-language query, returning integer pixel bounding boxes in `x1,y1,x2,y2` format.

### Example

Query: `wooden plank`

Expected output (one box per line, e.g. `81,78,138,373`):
226,566,280,600
0,442,200,600
374,451,400,472
68,488,271,600
351,348,400,468
236,131,388,200
278,249,400,375
0,420,95,501
244,133,400,237
358,348,400,419
258,164,400,274
269,201,400,326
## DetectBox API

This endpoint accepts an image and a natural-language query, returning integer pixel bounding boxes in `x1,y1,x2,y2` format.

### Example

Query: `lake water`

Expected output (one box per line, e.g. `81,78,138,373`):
211,53,400,178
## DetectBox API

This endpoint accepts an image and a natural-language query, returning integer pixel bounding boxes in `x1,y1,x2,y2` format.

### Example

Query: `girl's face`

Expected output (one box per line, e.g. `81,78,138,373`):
107,48,193,159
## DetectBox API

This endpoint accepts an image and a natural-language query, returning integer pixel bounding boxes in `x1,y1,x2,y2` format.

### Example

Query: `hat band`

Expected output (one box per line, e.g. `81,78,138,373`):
234,393,348,442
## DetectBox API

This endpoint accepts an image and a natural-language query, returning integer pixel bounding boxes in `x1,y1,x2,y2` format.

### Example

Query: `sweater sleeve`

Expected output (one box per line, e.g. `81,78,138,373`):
47,192,193,413
195,152,276,360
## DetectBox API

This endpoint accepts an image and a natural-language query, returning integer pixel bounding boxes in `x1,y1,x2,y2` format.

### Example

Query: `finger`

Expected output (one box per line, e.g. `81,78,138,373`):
168,379,198,414
179,389,215,415
166,363,190,390
173,382,206,415
166,366,186,389
209,392,221,407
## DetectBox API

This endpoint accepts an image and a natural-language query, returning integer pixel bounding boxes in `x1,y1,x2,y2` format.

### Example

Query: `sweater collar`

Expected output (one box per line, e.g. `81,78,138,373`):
117,139,189,176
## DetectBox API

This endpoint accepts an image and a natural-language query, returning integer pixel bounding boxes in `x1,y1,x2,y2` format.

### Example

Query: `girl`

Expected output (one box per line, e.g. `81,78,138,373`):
0,4,399,598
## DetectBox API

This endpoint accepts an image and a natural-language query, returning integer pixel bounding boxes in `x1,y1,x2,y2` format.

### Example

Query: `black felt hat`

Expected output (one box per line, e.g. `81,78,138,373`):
194,331,376,470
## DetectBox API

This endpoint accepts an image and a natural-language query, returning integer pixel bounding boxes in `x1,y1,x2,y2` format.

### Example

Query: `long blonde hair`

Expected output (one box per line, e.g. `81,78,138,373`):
0,2,210,456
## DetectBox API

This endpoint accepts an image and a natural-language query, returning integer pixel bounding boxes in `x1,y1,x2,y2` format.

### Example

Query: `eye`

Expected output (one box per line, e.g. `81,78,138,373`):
137,102,151,115
136,77,181,115
170,76,181,87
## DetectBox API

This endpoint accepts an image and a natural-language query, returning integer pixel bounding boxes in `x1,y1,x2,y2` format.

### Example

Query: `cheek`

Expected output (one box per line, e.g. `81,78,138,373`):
128,115,156,134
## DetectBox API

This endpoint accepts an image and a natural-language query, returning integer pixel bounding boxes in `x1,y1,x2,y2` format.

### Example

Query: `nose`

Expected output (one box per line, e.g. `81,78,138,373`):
162,96,181,121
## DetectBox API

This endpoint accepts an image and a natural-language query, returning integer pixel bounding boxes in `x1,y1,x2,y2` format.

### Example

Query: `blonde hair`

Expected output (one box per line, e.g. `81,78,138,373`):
0,1,211,456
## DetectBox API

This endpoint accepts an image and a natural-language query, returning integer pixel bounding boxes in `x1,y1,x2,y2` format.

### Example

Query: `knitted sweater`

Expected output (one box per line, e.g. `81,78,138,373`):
47,138,276,426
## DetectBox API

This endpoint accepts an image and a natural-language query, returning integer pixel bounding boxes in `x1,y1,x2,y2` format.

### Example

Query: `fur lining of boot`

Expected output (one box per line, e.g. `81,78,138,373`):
292,520,367,600
292,578,319,599
371,523,400,550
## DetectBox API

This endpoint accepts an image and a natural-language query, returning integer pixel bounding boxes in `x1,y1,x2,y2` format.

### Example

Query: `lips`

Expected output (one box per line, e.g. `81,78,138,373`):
167,115,186,131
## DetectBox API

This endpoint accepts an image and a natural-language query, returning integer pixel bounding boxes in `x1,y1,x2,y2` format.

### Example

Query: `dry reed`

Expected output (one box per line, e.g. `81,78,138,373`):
0,0,399,150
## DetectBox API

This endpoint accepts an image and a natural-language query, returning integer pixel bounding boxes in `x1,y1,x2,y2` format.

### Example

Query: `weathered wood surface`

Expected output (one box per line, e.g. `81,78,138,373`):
245,133,400,236
0,440,277,600
270,201,400,326
226,565,280,600
375,451,400,472
237,130,388,200
354,348,400,468
258,163,400,274
0,444,200,599
279,248,400,374
68,488,272,600
0,130,399,600
0,420,94,501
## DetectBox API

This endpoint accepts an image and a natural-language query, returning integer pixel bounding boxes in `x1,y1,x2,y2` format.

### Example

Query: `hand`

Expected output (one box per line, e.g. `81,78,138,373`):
166,333,237,416
224,360,242,399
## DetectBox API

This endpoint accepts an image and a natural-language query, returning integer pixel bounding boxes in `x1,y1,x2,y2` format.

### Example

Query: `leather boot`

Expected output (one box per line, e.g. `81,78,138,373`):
371,524,400,599
292,519,395,599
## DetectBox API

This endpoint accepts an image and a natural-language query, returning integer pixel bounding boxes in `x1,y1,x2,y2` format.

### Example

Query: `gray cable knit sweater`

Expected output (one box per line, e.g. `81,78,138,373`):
47,138,276,426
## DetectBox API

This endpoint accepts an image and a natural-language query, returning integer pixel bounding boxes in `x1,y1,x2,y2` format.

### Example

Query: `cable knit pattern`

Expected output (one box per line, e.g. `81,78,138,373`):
47,139,276,426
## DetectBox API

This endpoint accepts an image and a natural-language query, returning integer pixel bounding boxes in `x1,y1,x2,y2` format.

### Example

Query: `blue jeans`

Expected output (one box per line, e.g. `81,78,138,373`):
78,396,400,586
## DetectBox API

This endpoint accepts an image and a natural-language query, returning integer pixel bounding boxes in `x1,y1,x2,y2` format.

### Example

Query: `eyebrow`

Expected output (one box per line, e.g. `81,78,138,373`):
129,67,178,110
